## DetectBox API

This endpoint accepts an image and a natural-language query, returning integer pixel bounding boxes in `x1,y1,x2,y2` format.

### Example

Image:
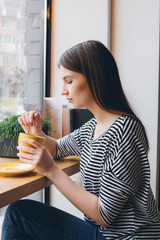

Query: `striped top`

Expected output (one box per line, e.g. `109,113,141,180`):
56,115,160,239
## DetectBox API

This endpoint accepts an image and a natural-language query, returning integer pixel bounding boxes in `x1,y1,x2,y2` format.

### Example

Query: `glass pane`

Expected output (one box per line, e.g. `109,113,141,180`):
0,0,47,233
0,0,46,120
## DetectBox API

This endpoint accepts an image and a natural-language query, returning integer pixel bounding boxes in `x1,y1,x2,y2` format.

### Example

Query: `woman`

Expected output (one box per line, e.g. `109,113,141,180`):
2,40,160,239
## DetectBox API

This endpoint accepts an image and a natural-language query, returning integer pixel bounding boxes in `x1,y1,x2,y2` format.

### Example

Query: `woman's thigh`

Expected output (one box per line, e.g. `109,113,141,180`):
2,199,105,240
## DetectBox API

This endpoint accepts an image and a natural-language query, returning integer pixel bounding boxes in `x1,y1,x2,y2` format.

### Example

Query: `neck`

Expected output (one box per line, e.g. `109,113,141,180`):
88,104,119,125
88,105,121,140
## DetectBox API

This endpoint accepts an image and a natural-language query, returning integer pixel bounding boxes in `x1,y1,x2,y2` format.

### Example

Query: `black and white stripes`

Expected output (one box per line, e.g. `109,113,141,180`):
57,115,160,239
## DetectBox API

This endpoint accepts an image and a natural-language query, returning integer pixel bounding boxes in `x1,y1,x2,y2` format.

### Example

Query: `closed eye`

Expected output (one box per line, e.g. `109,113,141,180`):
63,75,73,84
67,80,72,84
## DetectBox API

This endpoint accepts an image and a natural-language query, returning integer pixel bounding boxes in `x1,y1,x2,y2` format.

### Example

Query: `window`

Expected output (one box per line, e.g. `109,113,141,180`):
0,0,51,233
0,0,48,120
2,19,10,28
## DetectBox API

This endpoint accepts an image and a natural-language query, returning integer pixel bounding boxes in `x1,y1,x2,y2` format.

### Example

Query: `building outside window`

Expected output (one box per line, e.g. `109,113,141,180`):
0,0,49,233
2,18,10,28
0,0,47,120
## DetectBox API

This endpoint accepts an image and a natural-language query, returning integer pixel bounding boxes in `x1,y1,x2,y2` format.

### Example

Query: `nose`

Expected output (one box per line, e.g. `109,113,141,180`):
61,89,69,96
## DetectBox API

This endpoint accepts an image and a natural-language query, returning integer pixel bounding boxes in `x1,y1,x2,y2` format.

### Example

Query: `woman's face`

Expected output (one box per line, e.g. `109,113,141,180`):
60,65,94,109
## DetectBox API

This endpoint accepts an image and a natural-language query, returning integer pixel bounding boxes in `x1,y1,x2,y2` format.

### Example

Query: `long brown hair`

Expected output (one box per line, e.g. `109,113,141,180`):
59,40,148,148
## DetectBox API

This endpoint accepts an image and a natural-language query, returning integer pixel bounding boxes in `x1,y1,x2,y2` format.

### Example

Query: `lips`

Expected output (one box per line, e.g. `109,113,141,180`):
66,98,72,101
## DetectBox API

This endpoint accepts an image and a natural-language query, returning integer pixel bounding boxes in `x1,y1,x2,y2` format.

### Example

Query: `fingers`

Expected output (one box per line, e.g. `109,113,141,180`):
29,110,38,123
17,151,35,160
18,112,30,127
17,139,42,153
19,157,34,165
21,138,42,147
17,145,36,166
18,111,40,128
17,142,55,174
17,145,36,154
17,141,45,172
17,140,43,162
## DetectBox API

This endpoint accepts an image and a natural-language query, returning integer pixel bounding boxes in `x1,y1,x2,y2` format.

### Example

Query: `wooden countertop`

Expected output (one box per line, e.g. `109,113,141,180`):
0,157,80,208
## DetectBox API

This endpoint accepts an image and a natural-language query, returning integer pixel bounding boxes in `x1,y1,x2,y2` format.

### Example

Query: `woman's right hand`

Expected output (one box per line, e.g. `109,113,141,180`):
18,111,43,136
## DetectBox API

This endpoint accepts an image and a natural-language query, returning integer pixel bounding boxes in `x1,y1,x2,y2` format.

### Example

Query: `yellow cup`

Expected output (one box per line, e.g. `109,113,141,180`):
18,132,46,153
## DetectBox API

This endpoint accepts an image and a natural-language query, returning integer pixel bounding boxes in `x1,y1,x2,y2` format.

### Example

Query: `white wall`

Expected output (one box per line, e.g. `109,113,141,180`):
50,172,84,219
50,0,159,202
50,0,111,215
51,0,111,98
111,0,159,195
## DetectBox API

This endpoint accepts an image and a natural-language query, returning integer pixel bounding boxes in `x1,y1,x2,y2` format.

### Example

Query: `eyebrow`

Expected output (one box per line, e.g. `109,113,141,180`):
63,75,73,80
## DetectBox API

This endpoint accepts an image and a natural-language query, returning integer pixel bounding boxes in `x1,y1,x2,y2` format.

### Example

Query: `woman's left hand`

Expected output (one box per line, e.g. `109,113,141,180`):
17,139,55,174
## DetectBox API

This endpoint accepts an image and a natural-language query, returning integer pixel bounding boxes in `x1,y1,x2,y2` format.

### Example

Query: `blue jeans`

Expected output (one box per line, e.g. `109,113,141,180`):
1,199,106,240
